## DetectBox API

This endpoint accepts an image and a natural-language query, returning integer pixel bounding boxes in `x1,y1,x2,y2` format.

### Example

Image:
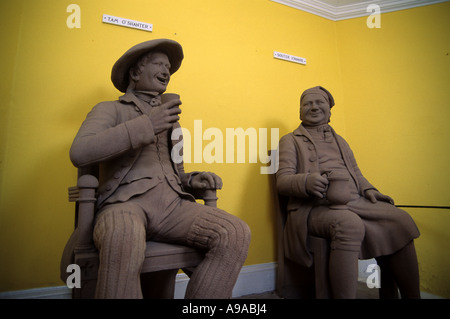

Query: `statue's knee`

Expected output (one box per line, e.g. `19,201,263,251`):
209,216,251,252
331,211,365,248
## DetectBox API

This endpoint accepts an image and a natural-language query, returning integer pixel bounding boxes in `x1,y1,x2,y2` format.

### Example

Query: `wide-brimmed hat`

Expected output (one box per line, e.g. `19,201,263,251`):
111,39,184,92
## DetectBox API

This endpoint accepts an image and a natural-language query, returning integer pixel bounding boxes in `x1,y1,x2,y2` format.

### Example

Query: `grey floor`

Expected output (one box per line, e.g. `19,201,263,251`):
236,281,379,299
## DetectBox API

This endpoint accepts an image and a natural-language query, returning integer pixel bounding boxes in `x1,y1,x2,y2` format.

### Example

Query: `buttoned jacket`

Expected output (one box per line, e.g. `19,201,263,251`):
70,92,196,208
276,124,375,267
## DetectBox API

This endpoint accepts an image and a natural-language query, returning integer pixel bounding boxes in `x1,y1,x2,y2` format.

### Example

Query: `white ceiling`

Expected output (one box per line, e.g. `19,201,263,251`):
316,0,372,5
271,0,449,21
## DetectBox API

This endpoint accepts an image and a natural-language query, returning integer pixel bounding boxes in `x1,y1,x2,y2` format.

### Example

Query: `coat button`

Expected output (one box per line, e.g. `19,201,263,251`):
309,156,317,162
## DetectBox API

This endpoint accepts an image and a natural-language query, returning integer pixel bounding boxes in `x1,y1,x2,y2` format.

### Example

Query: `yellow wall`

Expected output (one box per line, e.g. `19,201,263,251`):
336,4,450,298
0,0,449,297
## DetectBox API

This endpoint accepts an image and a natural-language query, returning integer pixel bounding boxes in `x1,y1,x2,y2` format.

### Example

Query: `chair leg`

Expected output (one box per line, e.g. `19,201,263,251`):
140,269,179,299
310,236,331,299
280,258,315,298
376,256,400,299
74,279,97,299
72,253,99,299
181,267,195,278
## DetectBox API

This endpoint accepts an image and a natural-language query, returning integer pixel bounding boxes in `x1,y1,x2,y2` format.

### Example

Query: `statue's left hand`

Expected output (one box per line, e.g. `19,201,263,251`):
190,172,223,190
364,189,394,205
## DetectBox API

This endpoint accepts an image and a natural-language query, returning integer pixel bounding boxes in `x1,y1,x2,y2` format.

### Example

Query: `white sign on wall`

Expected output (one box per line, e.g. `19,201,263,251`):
102,14,153,32
273,51,306,65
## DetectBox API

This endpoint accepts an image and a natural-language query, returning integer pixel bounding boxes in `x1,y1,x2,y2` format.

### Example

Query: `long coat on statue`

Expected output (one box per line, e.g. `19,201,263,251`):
276,124,419,267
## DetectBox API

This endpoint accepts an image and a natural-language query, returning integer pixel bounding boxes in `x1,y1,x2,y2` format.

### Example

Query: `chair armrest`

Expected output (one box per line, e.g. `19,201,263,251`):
68,174,99,253
69,175,98,201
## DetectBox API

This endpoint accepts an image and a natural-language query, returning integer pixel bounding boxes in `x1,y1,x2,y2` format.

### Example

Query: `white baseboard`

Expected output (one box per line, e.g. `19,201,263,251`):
0,261,443,299
0,285,72,299
0,262,277,299
174,262,276,299
232,262,277,298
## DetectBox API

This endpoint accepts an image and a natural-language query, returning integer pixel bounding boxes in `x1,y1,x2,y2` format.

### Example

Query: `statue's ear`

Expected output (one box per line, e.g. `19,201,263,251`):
129,67,140,82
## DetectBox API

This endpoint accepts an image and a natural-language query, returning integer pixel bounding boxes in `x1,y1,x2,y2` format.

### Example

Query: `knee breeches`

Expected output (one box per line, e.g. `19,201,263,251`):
308,207,365,252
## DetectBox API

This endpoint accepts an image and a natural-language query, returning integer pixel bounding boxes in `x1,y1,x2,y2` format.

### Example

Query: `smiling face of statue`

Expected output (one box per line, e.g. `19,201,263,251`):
129,51,171,94
299,93,331,126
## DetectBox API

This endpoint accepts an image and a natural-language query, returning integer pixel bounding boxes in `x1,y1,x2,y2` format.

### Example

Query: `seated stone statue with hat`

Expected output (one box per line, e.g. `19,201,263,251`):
70,39,251,298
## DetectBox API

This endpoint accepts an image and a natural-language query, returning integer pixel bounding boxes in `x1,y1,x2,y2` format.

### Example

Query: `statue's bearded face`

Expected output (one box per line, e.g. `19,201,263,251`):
131,52,171,93
300,93,331,126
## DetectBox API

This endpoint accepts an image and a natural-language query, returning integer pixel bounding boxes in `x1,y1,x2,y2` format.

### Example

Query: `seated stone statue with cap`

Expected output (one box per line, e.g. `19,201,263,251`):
69,39,251,299
276,86,421,298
